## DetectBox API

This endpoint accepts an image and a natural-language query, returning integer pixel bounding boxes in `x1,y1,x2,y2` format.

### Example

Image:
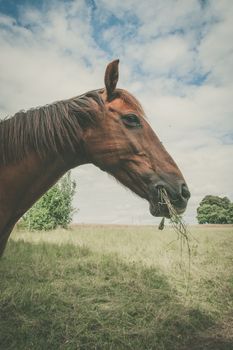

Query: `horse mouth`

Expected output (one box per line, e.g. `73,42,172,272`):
149,201,169,218
148,185,187,218
149,200,186,218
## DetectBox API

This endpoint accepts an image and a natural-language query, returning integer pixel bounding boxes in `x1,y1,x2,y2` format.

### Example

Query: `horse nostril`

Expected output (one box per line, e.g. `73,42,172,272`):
150,181,190,204
181,183,191,200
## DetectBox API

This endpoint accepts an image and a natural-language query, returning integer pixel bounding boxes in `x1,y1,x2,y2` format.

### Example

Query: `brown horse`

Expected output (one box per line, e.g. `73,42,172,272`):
0,60,190,256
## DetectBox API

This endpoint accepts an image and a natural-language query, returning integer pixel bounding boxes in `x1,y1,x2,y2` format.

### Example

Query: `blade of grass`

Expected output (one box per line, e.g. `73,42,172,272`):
158,188,193,292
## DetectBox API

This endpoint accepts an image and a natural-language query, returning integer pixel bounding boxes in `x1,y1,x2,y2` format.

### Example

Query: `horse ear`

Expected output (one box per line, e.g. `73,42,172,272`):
104,59,119,101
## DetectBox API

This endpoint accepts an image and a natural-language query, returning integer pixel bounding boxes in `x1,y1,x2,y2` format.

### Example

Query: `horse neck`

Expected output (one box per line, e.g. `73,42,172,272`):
0,150,85,231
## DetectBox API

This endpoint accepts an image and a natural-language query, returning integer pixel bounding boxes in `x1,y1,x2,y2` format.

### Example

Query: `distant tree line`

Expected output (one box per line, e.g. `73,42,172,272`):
197,195,233,224
21,179,232,229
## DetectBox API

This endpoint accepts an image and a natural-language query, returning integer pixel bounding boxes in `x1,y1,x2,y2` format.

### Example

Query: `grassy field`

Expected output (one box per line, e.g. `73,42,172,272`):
0,224,233,350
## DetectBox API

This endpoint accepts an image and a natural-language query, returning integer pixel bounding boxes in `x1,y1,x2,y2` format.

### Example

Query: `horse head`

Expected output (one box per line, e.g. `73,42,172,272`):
82,60,190,218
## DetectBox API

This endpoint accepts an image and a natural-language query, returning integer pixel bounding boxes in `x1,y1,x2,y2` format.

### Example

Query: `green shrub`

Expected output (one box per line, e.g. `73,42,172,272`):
22,172,76,230
197,195,233,224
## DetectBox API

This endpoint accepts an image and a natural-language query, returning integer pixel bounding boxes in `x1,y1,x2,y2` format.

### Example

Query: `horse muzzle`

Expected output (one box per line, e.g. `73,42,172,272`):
148,179,191,218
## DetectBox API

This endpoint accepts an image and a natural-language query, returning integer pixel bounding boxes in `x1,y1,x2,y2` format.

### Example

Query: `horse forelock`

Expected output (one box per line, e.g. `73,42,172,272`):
115,89,145,116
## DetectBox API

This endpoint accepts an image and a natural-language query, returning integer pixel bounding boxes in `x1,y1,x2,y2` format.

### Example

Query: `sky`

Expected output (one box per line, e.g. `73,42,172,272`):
0,0,232,225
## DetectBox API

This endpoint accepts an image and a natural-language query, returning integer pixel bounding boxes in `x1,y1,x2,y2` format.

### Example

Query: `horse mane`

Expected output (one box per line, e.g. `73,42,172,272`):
0,88,143,166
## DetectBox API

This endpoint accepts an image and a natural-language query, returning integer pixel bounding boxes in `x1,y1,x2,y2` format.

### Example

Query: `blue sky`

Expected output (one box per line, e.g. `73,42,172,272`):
0,0,232,224
0,0,42,18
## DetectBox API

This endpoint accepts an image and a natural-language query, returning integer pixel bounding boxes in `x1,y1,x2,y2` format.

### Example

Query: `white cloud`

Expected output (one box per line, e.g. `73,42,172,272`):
198,2,233,85
0,0,232,224
125,35,193,77
0,3,106,113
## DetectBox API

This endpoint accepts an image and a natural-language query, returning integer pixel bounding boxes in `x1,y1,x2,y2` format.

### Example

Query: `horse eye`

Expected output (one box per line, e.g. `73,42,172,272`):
121,114,142,128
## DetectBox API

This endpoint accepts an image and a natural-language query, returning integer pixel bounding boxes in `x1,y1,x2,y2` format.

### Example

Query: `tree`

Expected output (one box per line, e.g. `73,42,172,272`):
197,195,233,224
22,172,76,230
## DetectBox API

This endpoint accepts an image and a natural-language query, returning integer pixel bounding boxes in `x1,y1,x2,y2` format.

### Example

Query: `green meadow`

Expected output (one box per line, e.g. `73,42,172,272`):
0,225,232,350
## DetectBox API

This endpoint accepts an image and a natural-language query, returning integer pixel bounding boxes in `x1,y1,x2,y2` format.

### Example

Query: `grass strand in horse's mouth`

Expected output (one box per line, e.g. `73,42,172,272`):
158,188,192,289
158,188,190,242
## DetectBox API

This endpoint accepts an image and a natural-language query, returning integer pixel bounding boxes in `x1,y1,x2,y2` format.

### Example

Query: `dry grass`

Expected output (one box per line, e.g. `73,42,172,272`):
1,224,231,349
12,224,233,301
